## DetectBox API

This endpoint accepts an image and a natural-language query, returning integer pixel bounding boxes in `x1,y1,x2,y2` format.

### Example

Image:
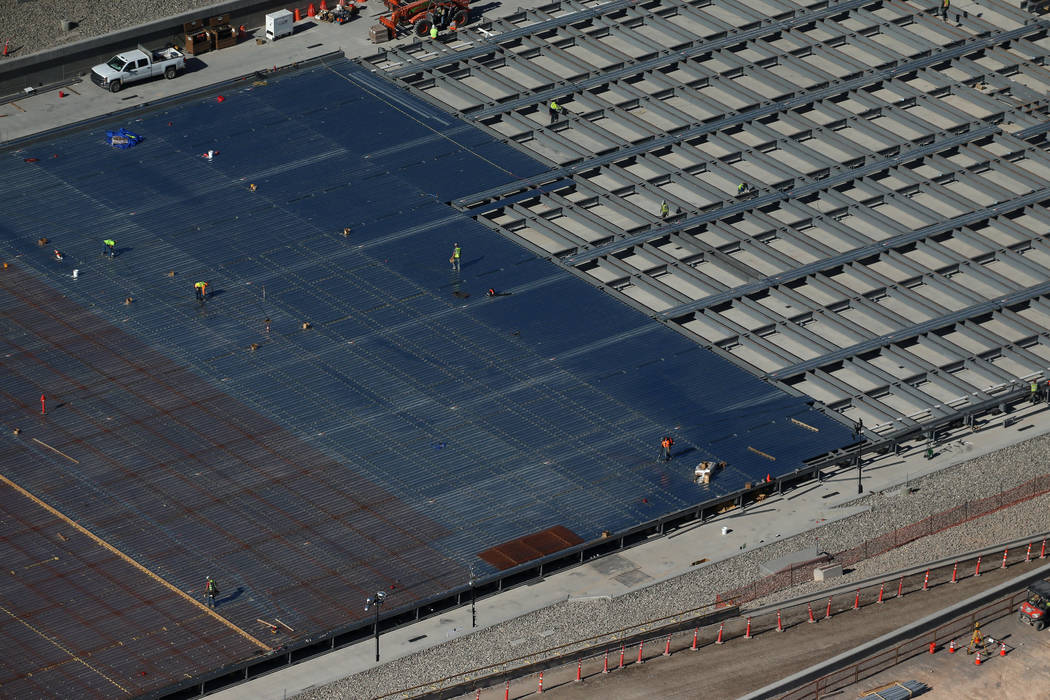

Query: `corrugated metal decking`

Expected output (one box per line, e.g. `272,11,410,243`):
370,0,1050,435
0,54,850,695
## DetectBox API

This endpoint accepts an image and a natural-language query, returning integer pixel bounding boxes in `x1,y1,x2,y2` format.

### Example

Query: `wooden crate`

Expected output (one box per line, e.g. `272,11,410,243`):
183,31,211,55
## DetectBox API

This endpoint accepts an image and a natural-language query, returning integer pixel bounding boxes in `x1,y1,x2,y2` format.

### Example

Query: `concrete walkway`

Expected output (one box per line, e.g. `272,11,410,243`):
0,0,559,144
213,400,1050,699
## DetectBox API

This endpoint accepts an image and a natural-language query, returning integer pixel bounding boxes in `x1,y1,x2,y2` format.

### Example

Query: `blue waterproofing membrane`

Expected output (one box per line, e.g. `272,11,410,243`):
0,58,852,683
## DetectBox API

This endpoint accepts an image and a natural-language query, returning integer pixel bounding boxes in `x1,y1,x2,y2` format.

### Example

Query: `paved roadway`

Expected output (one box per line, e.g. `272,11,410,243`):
6,6,1050,699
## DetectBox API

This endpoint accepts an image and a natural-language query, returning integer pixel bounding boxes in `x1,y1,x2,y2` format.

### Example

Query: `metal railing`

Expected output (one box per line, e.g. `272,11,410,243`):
780,589,1031,700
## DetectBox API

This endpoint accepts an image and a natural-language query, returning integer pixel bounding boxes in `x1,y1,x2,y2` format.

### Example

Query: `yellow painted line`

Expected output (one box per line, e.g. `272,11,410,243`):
31,437,79,464
0,602,131,695
0,473,272,651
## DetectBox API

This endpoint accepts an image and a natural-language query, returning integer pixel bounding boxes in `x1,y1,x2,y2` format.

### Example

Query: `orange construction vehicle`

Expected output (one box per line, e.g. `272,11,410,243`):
379,0,470,37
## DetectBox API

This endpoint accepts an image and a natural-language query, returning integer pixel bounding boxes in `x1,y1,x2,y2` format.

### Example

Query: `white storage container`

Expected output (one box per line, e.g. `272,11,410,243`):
266,10,294,41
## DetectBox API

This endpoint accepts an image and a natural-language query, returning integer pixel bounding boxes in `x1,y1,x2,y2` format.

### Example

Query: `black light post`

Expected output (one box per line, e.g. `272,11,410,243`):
364,590,387,662
469,564,476,628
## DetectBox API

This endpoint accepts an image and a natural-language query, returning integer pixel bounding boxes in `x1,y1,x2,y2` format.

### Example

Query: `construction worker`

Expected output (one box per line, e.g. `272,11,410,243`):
940,0,949,19
737,182,749,195
660,435,674,462
450,243,461,271
430,23,439,40
1031,380,1040,403
548,99,563,124
204,576,219,608
53,249,64,261
102,239,116,258
194,281,209,303
659,200,669,219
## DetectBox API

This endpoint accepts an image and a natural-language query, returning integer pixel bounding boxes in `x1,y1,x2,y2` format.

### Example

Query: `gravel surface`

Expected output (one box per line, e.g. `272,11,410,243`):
0,0,230,58
296,432,1050,700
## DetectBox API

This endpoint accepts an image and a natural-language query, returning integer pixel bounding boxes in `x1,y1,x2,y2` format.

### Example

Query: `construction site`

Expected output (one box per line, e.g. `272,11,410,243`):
1,0,1050,698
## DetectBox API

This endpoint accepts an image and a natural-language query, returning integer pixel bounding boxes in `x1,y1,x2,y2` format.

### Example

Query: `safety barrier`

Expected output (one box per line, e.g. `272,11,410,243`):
716,472,1050,608
389,535,1049,698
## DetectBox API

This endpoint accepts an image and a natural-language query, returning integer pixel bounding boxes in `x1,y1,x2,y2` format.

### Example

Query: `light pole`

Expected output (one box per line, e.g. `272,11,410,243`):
469,564,477,629
364,590,387,662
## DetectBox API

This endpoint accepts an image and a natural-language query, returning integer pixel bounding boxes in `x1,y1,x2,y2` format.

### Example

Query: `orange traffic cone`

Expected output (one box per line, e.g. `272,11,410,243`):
320,0,328,8
975,651,982,666
307,3,316,16
948,639,955,653
1000,642,1007,657
294,8,301,21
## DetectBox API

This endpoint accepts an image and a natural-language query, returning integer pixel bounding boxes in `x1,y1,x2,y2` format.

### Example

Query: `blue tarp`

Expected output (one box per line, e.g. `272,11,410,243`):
105,127,142,149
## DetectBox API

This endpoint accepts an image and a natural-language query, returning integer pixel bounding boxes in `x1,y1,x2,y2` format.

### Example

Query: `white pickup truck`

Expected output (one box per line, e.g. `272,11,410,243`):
90,45,185,93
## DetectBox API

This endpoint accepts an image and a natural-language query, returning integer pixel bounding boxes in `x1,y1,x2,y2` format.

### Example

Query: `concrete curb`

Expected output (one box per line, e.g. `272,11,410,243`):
738,559,1050,699
747,529,1050,616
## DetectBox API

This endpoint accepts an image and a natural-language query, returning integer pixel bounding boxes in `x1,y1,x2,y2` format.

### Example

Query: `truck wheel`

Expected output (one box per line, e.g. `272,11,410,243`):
413,18,431,36
453,9,469,26
1037,620,1046,631
164,66,176,79
109,80,122,93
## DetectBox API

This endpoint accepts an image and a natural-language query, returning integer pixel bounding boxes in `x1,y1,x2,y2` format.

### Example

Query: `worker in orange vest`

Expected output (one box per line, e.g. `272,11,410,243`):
660,435,674,462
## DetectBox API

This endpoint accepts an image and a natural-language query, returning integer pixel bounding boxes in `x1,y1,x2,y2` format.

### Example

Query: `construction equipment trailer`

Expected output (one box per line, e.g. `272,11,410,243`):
379,0,470,37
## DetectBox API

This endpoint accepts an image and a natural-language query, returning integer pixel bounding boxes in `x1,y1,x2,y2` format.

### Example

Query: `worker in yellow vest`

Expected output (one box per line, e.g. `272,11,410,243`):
549,99,563,124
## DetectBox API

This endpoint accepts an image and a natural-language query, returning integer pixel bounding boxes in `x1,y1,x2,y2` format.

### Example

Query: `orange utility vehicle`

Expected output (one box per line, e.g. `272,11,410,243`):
1018,579,1050,631
379,0,470,37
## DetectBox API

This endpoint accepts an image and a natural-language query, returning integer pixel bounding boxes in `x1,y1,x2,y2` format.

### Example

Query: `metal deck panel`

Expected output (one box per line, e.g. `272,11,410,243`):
0,57,851,695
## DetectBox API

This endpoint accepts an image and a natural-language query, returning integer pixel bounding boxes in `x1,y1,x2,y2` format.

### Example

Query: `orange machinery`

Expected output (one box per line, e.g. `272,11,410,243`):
379,0,469,37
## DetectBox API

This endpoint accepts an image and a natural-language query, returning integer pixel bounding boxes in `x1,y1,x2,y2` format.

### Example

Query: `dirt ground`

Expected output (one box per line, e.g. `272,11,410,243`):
836,612,1050,700
463,561,1044,699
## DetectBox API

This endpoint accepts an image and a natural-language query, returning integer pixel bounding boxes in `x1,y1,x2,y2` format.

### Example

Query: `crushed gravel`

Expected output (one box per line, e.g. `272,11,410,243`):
296,433,1050,700
0,0,230,58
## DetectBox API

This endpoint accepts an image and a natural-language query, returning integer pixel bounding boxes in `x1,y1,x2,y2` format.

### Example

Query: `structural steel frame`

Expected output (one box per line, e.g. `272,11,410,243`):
362,0,1050,442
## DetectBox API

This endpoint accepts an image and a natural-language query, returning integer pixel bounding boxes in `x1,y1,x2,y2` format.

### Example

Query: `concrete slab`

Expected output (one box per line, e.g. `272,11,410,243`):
760,547,822,576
